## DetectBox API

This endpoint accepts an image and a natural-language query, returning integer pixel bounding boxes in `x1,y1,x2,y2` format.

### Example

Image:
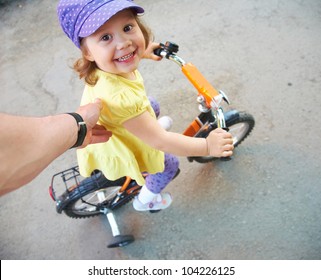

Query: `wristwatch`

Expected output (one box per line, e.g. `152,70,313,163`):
66,112,87,148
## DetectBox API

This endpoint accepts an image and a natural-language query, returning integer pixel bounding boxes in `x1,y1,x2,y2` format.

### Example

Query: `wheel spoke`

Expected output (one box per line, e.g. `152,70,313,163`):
229,123,249,145
71,186,121,216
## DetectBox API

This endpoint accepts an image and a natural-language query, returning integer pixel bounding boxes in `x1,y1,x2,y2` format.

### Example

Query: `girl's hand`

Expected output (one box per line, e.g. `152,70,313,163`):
206,128,234,157
143,42,163,61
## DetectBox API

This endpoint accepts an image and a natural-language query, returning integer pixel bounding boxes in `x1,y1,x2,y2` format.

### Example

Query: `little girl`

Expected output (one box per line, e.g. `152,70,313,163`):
57,0,234,212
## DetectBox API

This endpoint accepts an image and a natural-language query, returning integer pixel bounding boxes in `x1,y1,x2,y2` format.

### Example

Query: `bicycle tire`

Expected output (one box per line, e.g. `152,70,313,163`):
188,111,255,163
57,171,135,219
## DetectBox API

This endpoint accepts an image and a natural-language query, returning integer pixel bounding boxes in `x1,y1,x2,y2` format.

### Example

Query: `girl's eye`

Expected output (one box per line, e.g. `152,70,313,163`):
101,34,112,41
124,24,133,32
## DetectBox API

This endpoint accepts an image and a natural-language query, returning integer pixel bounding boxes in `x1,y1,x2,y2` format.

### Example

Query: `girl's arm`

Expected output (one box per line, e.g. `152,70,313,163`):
123,111,234,157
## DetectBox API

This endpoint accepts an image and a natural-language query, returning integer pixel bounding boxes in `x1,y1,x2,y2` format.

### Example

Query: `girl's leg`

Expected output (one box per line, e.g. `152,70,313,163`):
148,95,173,131
148,96,160,118
145,153,179,194
134,154,179,211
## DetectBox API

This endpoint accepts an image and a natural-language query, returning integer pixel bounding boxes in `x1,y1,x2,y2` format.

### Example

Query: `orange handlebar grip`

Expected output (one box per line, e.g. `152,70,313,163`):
182,63,220,106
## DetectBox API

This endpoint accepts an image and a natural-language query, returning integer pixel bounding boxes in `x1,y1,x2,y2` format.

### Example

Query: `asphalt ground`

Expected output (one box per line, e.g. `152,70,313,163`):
0,0,321,260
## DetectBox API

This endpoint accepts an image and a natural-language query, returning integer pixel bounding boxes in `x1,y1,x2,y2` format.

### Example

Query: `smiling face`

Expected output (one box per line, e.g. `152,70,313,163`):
81,9,146,80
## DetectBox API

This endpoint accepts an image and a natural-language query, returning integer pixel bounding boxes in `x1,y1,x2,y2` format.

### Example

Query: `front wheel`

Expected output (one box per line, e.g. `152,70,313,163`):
188,111,255,163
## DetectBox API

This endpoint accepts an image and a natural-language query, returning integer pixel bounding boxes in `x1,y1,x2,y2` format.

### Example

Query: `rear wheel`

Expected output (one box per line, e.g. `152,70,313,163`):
188,111,255,163
58,172,129,219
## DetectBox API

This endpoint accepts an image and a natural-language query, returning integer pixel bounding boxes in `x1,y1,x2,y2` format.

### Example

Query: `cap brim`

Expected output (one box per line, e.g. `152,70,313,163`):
79,1,144,38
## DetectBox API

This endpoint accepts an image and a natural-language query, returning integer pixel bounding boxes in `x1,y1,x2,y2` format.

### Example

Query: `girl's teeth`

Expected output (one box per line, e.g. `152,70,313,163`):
118,53,133,62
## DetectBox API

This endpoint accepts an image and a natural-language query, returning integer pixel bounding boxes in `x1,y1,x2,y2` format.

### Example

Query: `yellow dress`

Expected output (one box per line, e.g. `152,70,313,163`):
77,69,165,186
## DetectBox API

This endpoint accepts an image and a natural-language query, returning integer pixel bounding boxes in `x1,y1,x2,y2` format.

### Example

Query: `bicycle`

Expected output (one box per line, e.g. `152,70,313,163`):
49,41,255,248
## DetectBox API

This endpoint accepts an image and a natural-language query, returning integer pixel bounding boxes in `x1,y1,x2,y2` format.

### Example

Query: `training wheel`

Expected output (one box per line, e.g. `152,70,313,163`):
107,234,135,248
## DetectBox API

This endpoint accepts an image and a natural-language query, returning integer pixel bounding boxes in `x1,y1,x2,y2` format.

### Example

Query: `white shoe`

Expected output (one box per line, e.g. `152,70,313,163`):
133,192,172,211
158,116,173,131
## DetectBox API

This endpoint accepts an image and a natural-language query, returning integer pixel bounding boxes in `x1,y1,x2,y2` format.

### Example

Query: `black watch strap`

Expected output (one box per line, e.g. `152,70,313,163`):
66,112,87,148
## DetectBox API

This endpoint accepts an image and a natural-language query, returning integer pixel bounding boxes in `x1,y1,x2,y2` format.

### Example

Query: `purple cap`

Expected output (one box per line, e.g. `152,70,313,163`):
57,0,144,48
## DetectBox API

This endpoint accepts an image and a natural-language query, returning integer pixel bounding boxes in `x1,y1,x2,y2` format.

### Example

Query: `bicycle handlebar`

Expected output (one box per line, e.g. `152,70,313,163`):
154,42,179,57
154,41,230,108
155,41,232,160
154,42,186,66
153,44,165,57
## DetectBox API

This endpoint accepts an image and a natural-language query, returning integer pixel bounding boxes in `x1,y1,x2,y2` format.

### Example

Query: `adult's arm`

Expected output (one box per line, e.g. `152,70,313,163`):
0,99,111,196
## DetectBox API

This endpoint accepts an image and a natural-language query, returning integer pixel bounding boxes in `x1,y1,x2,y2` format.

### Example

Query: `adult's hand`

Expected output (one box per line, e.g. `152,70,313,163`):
76,98,112,147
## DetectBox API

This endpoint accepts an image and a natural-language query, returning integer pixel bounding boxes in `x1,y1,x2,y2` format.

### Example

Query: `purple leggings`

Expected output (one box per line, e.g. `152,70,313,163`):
146,96,180,194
